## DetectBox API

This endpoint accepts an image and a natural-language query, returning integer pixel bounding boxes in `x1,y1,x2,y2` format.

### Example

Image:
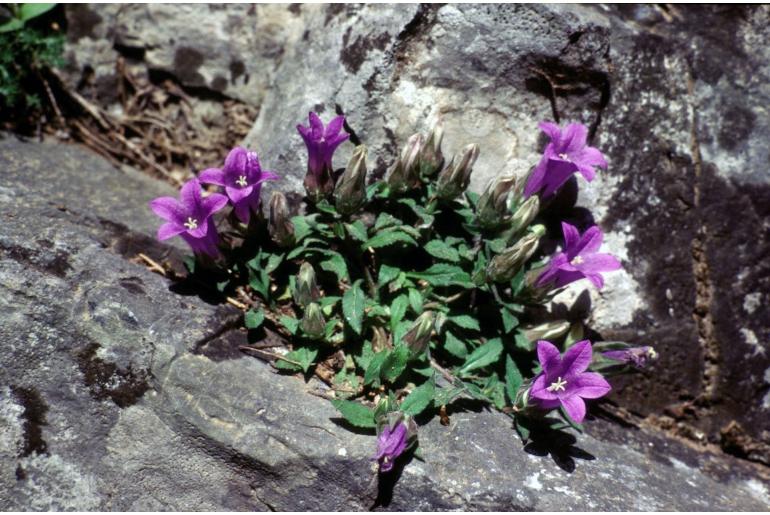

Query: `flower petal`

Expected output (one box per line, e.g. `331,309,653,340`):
552,269,586,288
571,372,611,399
536,340,562,376
561,123,588,153
572,146,607,168
257,170,281,184
180,179,203,213
198,167,226,186
523,155,549,198
560,340,593,378
586,272,605,289
157,222,185,240
576,164,597,182
577,253,622,273
233,199,252,224
561,395,586,423
226,185,254,204
540,158,579,198
561,222,581,254
325,115,345,138
308,111,324,139
201,192,228,219
149,197,185,223
530,373,559,401
538,121,562,143
576,226,603,255
224,147,248,173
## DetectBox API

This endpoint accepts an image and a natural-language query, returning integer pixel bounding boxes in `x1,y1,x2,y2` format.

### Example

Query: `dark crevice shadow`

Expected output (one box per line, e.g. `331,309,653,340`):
370,446,416,510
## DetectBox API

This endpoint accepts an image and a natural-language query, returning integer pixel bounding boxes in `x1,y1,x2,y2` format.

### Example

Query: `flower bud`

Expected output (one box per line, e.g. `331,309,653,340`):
417,122,444,176
387,133,423,194
301,302,326,339
268,191,295,247
601,345,658,369
372,326,391,352
509,195,540,235
486,224,545,283
402,311,435,358
373,410,418,473
521,320,571,343
476,174,518,228
334,145,368,215
513,378,533,411
436,143,480,200
294,262,320,307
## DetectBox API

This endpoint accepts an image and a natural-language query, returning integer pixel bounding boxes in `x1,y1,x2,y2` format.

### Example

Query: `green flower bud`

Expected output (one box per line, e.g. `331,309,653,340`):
387,133,423,194
372,326,391,353
513,378,533,412
521,320,571,343
476,174,518,228
418,121,444,176
486,224,545,283
268,191,295,248
294,262,320,307
402,311,435,358
436,143,480,200
509,195,540,236
334,145,368,215
301,302,326,339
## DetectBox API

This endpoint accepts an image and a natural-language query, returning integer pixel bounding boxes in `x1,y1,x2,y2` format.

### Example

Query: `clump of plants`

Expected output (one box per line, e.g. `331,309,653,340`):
0,4,64,114
150,111,657,473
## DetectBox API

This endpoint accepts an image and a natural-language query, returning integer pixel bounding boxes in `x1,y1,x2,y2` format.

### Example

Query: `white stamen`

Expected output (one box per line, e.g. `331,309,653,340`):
571,255,584,265
547,376,567,392
236,175,248,187
558,153,569,160
184,217,198,230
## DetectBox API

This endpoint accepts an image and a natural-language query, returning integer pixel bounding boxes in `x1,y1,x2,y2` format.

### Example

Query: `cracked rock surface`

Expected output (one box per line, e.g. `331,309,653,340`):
235,3,770,461
1,137,768,510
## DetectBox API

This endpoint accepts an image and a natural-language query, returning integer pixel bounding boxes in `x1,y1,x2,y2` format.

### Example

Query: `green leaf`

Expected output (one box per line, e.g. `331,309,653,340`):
0,18,24,33
514,332,535,352
408,288,423,313
19,4,56,22
345,220,368,242
364,350,389,386
274,347,317,373
459,338,503,374
514,415,531,441
279,316,300,335
374,213,402,231
400,377,436,416
330,400,376,428
502,307,519,334
249,269,270,299
291,215,313,242
425,240,460,263
409,264,473,288
447,314,481,331
244,310,265,330
389,294,409,332
320,252,349,282
265,253,284,274
444,331,468,359
380,344,410,383
488,237,508,254
483,376,507,410
505,355,523,404
378,264,400,286
364,230,418,250
355,341,375,370
342,280,365,334
433,386,465,406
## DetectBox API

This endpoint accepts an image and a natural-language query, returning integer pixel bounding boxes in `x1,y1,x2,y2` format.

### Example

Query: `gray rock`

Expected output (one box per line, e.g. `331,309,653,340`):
0,137,768,510
241,3,770,459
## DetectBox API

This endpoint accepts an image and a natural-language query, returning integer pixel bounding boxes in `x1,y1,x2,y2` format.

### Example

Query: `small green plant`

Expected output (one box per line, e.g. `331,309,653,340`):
150,112,654,474
0,3,63,111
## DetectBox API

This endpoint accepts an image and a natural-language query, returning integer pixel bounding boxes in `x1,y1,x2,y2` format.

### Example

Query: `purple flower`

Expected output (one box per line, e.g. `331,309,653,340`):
524,121,607,198
198,147,279,224
530,340,611,423
297,112,349,200
603,346,658,368
536,222,621,290
149,178,227,258
373,421,408,473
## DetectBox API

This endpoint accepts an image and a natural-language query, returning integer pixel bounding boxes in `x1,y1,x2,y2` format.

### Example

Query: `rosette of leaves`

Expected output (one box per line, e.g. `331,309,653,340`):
229,121,588,440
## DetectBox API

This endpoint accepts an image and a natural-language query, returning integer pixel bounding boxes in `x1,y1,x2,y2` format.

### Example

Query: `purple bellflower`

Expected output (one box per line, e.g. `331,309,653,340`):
524,121,608,199
603,346,658,369
373,421,409,473
297,112,349,200
530,340,611,423
536,222,621,290
198,147,279,224
149,178,228,258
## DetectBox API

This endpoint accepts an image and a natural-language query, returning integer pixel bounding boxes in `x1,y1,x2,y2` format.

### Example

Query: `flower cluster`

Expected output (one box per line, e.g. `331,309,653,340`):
148,112,654,475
